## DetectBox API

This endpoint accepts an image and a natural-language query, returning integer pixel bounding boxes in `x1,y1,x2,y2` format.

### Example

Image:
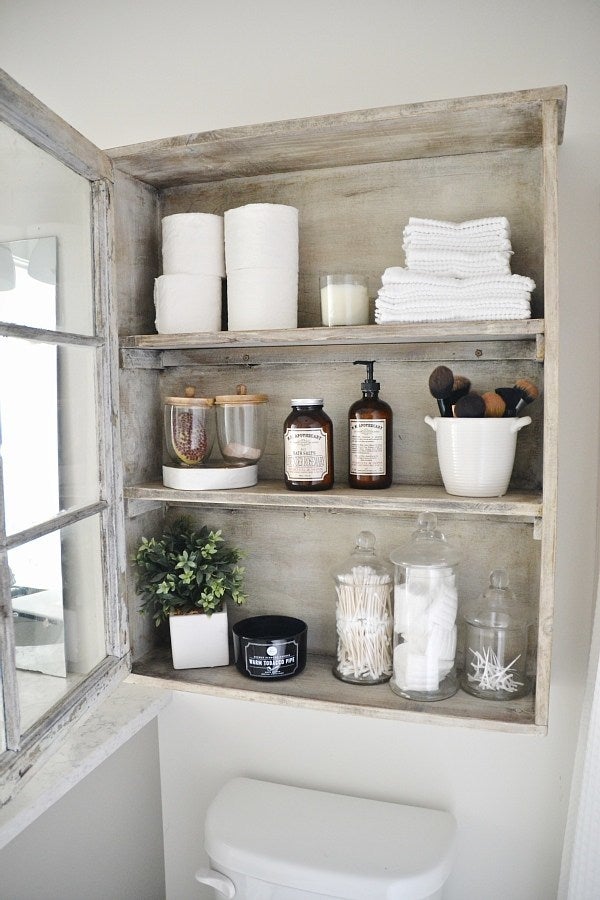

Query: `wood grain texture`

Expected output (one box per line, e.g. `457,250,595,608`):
108,85,566,189
129,648,542,733
0,68,112,182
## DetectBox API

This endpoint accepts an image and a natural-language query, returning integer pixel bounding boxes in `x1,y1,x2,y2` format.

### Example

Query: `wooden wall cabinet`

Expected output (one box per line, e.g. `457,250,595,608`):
114,86,566,734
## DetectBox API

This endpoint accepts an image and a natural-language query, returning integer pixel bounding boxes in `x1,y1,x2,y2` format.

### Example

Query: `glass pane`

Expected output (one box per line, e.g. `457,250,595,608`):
0,338,100,536
0,122,93,336
10,514,106,735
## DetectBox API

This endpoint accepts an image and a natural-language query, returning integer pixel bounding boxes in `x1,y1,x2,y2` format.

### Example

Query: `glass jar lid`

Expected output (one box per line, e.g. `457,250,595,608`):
165,386,214,407
335,531,391,582
389,512,460,568
215,384,268,405
462,568,534,629
290,398,324,406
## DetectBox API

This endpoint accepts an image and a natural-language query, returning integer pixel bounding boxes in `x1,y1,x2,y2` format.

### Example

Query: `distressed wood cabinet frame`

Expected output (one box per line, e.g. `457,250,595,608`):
0,70,566,750
113,86,564,735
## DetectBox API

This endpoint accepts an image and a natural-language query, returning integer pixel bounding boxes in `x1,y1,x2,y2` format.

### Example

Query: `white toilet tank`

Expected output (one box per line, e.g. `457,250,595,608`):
196,777,456,899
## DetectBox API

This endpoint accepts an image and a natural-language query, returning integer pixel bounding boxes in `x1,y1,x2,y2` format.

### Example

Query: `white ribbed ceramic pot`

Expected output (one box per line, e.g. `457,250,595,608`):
425,415,531,497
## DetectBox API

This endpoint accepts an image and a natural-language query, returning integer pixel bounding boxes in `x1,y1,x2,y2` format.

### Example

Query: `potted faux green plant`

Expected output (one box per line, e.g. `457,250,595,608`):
134,517,247,669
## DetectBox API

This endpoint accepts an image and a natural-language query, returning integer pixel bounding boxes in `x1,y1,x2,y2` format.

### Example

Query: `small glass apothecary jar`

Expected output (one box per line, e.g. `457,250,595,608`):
164,386,215,467
214,384,269,464
333,531,393,685
389,512,460,701
460,568,534,700
283,398,334,490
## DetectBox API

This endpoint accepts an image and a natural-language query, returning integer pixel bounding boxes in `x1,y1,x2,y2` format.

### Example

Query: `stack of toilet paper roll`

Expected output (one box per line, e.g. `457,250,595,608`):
224,203,299,330
154,213,225,333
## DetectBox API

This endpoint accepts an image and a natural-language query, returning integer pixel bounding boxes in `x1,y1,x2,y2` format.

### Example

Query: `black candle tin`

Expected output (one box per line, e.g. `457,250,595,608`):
232,615,307,680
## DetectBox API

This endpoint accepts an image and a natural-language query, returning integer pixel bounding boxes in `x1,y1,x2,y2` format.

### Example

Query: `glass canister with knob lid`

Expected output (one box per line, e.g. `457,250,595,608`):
333,531,393,684
389,512,460,701
164,386,216,467
461,568,534,700
214,384,269,464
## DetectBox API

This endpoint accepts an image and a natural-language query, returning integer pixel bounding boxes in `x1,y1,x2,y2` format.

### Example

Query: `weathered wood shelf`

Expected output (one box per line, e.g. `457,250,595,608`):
120,321,545,368
124,480,543,522
128,647,540,733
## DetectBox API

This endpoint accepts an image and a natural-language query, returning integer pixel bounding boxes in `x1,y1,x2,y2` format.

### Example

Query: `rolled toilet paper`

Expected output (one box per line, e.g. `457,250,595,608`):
224,203,299,271
161,213,225,277
154,274,222,334
226,268,298,330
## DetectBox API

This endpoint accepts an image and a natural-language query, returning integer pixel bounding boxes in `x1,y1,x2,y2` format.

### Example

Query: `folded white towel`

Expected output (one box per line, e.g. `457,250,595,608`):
403,217,513,255
375,301,531,324
405,248,513,278
377,297,531,313
404,235,513,252
380,268,534,292
406,216,511,236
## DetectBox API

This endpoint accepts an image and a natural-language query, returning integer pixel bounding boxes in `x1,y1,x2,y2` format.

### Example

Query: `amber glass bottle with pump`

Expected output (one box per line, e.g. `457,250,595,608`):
348,361,393,489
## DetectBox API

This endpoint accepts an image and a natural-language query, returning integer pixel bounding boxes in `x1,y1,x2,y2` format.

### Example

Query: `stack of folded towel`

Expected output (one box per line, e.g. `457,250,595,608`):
375,216,535,324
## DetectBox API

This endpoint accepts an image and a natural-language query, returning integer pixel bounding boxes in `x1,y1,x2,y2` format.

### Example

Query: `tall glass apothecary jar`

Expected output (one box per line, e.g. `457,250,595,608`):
461,568,534,700
333,531,393,684
390,512,460,701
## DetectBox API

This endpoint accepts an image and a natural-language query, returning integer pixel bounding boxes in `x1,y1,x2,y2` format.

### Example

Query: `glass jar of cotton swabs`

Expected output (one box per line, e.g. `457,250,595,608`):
333,531,393,684
460,568,534,701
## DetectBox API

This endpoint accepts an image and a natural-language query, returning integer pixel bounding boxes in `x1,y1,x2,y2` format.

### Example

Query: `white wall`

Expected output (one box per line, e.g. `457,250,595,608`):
1,1,599,898
0,721,165,899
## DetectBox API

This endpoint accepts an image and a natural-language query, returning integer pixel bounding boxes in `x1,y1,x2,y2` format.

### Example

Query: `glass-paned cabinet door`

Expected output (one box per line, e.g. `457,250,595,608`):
0,70,124,770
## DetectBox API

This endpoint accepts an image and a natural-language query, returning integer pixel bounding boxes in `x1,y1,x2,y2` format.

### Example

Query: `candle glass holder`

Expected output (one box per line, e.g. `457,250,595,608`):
320,274,369,327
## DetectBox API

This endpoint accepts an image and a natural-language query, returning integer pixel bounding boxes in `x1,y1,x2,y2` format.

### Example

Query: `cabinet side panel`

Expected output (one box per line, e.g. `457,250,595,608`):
114,170,159,335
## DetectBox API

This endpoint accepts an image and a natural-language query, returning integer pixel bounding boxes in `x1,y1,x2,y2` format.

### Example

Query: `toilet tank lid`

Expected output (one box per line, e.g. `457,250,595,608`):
205,778,457,900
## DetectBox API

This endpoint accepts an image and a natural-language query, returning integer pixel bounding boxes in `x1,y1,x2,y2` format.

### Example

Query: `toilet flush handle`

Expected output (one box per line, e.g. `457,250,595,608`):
195,867,236,898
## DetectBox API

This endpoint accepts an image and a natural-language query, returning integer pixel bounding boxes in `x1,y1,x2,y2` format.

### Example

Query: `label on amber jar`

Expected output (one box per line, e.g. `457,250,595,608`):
349,419,386,475
284,427,329,481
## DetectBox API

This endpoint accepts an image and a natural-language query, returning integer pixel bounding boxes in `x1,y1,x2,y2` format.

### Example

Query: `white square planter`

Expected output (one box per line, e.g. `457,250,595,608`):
168,608,229,670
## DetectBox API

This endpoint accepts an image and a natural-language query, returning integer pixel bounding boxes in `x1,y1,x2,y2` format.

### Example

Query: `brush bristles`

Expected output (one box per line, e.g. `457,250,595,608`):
452,375,471,393
428,365,454,398
514,378,539,403
482,391,506,417
454,392,486,418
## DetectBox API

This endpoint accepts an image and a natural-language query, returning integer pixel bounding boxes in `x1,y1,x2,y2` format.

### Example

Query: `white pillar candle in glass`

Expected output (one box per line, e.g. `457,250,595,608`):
320,274,369,326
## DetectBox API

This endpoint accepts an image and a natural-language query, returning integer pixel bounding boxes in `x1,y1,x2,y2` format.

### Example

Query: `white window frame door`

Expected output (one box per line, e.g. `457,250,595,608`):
0,69,129,805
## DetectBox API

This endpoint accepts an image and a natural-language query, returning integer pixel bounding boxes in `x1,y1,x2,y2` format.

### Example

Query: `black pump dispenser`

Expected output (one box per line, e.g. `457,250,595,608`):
348,360,393,489
355,360,380,395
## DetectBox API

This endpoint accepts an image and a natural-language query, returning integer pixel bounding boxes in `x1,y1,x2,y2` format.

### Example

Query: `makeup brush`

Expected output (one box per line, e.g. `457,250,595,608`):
444,375,472,416
454,391,486,418
496,379,539,416
482,391,506,418
513,378,539,414
428,365,455,415
495,387,522,417
428,366,471,416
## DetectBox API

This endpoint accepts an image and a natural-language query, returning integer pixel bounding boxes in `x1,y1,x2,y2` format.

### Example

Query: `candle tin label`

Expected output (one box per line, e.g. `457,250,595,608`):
244,639,299,677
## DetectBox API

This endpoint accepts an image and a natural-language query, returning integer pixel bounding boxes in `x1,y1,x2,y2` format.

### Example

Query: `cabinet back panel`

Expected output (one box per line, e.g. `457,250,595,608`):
159,358,543,488
160,148,544,324
166,506,540,658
